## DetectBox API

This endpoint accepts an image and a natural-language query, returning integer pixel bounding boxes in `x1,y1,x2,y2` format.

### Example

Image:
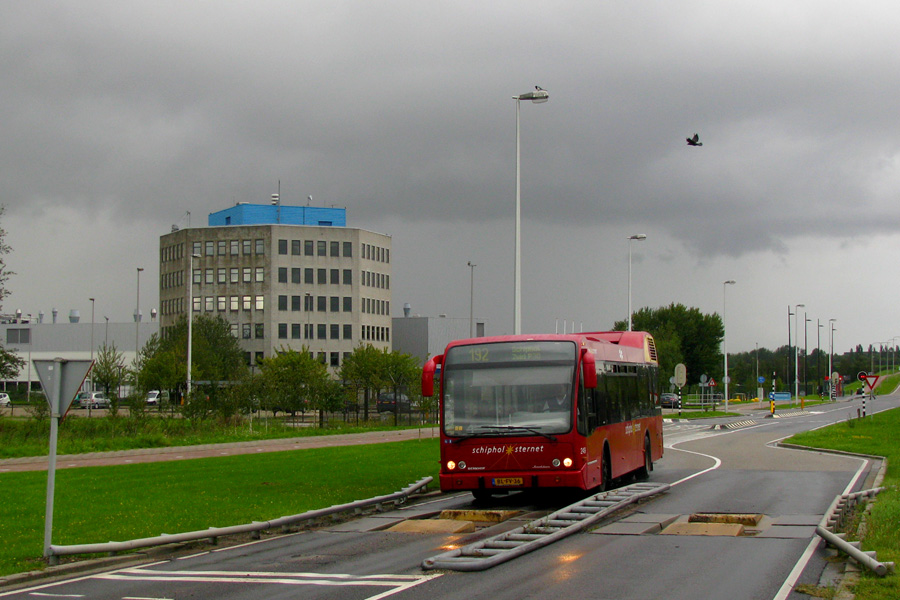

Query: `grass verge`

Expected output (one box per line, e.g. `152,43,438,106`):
787,408,899,600
0,438,440,577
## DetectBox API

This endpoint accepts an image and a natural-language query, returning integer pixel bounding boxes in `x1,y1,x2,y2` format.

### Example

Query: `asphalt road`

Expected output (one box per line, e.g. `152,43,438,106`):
1,393,894,600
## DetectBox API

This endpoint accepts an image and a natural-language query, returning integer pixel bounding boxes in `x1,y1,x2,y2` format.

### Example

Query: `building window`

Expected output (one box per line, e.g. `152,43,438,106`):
255,239,264,255
230,240,239,255
343,241,352,257
330,352,340,367
343,324,352,340
242,296,251,311
278,295,288,311
304,240,314,256
192,241,201,255
242,240,251,255
255,323,265,339
317,352,326,364
278,239,288,255
317,240,326,256
317,268,326,284
330,296,339,312
243,267,251,283
192,269,202,285
255,296,264,311
304,323,314,340
242,324,251,339
343,297,352,312
291,295,301,311
330,269,339,284
330,241,340,257
330,324,339,339
205,269,214,284
317,324,327,339
230,268,239,284
304,268,313,284
291,324,301,339
230,296,239,311
317,296,326,312
205,241,214,256
192,297,201,312
304,294,314,311
291,240,301,255
205,296,214,312
217,268,226,284
218,240,227,255
255,267,264,282
292,268,302,284
278,267,287,283
278,323,287,339
231,323,240,337
217,296,226,311
255,351,264,364
343,269,352,285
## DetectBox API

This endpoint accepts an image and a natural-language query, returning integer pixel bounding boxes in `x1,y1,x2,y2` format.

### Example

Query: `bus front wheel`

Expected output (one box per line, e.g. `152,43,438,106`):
637,436,652,479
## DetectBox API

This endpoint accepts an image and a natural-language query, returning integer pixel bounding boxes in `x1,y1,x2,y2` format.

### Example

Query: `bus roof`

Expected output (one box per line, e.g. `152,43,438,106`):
440,331,658,365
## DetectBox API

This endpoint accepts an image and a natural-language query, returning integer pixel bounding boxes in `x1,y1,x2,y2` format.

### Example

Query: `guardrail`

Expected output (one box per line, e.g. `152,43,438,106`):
47,476,432,565
816,487,894,577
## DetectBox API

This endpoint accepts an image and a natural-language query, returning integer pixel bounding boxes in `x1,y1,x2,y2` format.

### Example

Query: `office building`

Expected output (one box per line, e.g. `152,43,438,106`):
158,201,392,369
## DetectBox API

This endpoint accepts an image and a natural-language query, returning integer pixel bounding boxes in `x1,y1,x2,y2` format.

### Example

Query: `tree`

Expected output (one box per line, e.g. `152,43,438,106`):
0,206,25,380
381,350,421,424
92,343,126,400
339,344,388,421
259,347,331,420
616,303,723,387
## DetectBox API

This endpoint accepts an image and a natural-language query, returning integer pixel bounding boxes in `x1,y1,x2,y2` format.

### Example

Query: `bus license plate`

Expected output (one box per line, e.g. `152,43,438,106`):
492,477,523,487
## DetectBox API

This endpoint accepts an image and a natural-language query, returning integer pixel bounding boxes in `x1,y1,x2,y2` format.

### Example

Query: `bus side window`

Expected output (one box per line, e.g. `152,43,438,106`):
594,376,609,428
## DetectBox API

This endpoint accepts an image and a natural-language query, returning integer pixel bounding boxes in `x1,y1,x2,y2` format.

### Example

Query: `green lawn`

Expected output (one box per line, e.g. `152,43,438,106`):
0,438,440,577
787,408,900,600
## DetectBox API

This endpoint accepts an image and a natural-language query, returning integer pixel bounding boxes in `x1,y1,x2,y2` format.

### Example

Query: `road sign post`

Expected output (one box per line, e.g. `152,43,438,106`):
33,358,93,565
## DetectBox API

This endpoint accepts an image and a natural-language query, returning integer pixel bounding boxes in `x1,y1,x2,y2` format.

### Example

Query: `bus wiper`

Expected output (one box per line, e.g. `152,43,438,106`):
477,425,557,441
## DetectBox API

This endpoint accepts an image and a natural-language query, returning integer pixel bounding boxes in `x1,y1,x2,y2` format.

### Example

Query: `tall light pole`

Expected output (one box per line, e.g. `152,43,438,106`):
513,86,549,335
722,280,735,412
627,234,647,331
89,297,95,391
794,303,805,402
817,320,823,397
135,267,144,389
187,253,201,398
467,261,476,338
104,316,109,347
804,312,810,397
828,319,837,400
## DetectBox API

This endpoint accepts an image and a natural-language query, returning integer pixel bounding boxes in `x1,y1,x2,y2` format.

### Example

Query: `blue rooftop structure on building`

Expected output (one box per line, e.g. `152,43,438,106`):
208,204,347,227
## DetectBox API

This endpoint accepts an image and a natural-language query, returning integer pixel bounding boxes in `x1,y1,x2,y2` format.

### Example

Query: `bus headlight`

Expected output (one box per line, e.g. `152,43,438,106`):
447,461,456,470
563,457,573,468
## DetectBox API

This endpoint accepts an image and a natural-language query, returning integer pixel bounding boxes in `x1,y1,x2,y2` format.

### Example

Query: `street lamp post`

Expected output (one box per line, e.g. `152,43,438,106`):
722,280,735,412
804,312,810,399
513,86,549,335
104,316,109,347
829,319,837,400
135,268,144,387
794,303,805,403
627,234,647,331
817,320,823,397
467,261,476,338
89,297,95,391
187,253,201,398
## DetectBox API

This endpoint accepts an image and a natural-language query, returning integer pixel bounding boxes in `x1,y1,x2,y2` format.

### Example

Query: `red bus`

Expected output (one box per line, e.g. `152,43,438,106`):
421,331,663,499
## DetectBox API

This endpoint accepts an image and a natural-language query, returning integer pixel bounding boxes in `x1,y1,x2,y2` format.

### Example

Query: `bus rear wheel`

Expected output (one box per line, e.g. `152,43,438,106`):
637,437,652,479
600,448,613,492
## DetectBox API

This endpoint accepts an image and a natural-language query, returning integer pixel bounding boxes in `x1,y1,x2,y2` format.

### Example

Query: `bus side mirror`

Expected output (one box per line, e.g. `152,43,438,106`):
581,350,597,389
422,355,443,397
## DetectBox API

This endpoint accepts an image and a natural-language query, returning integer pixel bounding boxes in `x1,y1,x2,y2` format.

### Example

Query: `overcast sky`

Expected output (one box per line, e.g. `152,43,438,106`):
3,1,900,362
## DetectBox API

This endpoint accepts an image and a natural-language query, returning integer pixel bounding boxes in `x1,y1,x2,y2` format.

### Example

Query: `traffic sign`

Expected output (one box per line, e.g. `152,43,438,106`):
860,374,881,393
758,376,765,384
708,377,717,387
33,358,93,417
674,363,687,388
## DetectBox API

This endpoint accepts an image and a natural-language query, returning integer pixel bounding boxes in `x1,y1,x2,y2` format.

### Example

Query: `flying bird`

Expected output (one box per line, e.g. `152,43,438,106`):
686,133,702,147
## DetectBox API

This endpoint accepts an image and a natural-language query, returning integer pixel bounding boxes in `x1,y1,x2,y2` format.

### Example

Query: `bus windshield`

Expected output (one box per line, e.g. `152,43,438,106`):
442,341,576,437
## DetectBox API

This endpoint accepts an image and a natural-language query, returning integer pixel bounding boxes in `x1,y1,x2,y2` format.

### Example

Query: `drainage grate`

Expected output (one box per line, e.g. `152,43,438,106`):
421,482,669,572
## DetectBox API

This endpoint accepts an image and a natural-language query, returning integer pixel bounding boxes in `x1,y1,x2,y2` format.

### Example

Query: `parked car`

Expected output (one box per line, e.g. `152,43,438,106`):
146,390,167,406
377,393,410,414
74,391,110,409
0,393,10,407
660,393,679,409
